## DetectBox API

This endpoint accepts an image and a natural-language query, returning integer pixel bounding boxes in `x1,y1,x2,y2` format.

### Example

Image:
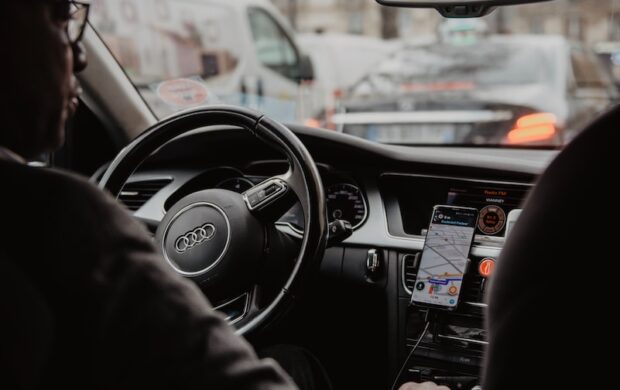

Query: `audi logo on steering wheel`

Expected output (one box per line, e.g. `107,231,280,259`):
174,224,216,253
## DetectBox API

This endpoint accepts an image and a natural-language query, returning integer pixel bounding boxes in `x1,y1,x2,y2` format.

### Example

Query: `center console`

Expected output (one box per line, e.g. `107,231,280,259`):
398,252,488,389
380,174,532,389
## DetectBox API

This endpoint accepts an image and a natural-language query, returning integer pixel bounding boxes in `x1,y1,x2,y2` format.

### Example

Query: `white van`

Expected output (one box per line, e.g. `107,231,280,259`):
89,0,315,121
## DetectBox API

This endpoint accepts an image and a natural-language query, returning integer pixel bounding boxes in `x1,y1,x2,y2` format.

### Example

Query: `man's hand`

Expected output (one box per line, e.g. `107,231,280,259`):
399,381,450,390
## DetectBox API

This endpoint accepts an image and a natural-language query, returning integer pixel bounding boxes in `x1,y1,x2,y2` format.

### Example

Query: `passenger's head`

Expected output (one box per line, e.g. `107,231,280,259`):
0,0,88,158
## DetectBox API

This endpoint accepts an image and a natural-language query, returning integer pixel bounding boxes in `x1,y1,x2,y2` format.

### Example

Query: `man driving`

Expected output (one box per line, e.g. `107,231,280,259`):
0,1,300,387
0,1,515,389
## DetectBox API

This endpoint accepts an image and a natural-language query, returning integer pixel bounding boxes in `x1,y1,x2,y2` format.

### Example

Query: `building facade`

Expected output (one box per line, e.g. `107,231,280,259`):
272,0,619,46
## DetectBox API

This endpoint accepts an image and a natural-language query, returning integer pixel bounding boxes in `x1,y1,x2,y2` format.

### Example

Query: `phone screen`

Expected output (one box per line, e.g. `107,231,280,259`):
410,205,479,310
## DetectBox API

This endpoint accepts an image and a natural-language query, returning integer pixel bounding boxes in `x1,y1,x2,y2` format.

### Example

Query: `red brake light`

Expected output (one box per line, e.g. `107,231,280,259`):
304,118,322,128
400,81,475,92
506,113,557,144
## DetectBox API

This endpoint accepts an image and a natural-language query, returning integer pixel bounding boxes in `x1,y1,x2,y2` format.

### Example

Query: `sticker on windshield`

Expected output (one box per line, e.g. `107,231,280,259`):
156,78,208,108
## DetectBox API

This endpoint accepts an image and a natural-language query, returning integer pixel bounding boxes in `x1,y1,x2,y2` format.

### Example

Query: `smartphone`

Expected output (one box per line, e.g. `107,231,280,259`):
410,205,479,310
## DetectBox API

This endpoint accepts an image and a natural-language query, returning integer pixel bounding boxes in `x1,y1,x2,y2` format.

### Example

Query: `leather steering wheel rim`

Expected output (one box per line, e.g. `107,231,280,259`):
99,105,328,336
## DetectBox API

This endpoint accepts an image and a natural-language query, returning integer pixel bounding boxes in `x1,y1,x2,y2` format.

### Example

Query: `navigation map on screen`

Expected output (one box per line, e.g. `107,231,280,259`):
411,206,478,309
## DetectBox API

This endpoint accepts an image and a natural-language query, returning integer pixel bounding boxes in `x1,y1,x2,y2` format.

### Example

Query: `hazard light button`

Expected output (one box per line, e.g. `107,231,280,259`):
478,258,496,278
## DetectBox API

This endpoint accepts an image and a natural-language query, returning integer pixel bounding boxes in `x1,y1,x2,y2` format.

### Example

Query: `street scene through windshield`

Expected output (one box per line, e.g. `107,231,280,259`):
90,0,619,147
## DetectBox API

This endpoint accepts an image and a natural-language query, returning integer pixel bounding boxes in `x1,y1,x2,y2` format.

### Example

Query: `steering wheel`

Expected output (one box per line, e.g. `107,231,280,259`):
99,105,328,336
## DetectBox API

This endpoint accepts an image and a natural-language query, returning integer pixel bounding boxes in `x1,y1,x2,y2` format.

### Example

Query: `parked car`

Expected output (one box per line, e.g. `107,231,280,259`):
297,32,401,127
334,35,618,146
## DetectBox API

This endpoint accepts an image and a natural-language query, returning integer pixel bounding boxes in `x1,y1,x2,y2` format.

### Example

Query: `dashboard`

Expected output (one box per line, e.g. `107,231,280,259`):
381,174,531,241
115,124,556,390
122,161,369,236
200,165,367,234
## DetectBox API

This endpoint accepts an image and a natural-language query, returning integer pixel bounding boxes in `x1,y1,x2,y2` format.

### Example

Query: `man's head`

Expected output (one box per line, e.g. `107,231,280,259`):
0,0,88,159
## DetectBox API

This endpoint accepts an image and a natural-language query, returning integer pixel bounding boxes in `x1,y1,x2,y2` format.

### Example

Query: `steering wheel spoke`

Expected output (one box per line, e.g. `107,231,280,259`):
243,168,307,224
214,292,252,326
214,286,266,328
133,214,162,235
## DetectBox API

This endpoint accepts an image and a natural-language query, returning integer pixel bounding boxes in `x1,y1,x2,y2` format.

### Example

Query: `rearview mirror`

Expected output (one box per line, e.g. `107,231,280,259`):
375,0,553,18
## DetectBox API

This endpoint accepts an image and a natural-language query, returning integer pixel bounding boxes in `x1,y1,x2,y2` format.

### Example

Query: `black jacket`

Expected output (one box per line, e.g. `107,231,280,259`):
0,158,297,390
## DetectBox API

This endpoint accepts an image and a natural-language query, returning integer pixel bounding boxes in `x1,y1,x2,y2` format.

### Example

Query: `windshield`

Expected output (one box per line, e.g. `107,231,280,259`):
90,0,619,147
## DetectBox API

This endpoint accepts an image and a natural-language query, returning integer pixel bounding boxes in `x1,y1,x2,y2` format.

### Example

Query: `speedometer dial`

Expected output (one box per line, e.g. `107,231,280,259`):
326,184,367,229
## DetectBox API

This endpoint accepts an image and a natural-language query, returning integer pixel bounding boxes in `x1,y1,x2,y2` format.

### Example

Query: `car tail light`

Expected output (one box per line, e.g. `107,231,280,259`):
506,113,557,144
304,118,322,128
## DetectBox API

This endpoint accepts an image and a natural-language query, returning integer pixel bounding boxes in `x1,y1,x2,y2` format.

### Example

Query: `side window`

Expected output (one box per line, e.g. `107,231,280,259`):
248,7,300,80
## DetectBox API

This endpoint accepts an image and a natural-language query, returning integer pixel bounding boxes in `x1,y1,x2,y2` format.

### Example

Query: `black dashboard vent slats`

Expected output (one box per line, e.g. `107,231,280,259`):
458,259,487,317
404,254,487,317
118,179,172,211
462,261,485,303
403,253,419,293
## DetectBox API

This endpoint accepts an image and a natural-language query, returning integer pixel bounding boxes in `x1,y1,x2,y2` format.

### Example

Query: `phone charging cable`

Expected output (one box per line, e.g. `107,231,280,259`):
390,320,431,390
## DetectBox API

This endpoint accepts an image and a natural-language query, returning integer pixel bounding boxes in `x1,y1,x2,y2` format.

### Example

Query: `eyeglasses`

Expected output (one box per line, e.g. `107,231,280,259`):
48,0,90,44
66,1,90,44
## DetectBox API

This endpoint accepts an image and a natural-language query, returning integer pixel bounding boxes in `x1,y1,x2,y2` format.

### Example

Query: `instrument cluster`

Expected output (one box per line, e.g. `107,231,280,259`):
208,167,368,234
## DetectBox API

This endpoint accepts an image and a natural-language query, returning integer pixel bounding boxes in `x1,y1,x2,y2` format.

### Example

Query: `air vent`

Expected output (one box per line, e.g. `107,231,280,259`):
458,258,487,317
402,253,419,294
119,179,172,211
402,255,487,311
461,270,484,303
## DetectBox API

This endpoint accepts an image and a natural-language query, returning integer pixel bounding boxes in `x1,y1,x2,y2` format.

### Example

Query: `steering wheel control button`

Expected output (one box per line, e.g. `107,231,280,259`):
264,184,278,195
247,193,260,207
162,203,231,276
478,258,496,278
243,179,287,210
